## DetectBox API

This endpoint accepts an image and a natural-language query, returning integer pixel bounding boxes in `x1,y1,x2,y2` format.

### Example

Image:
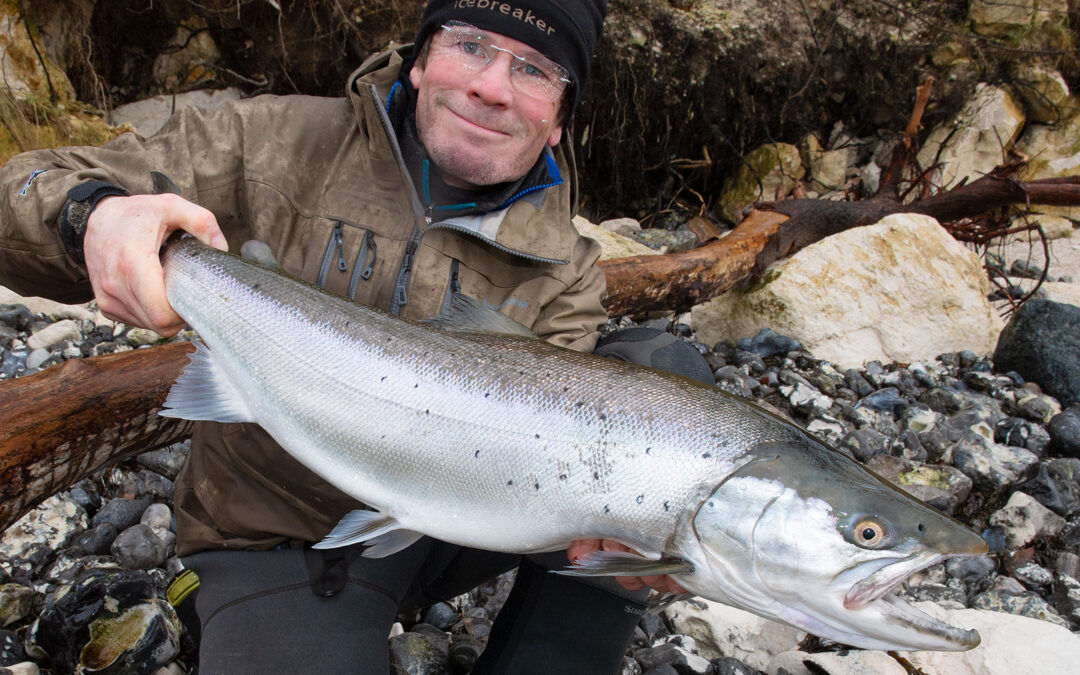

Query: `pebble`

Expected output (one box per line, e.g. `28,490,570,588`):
25,320,80,352
989,491,1067,549
388,630,450,675
736,328,800,358
111,524,168,570
91,497,154,532
1048,405,1080,459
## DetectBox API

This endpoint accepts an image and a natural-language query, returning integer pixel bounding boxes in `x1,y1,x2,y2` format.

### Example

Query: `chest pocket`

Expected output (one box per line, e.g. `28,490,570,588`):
418,228,568,331
305,218,408,310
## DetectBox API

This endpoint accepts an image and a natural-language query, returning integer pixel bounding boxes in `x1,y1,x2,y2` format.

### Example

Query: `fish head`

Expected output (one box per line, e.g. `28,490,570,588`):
678,439,987,651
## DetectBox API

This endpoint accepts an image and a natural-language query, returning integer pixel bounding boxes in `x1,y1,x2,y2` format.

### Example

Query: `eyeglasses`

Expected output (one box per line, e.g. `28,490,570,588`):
428,21,571,103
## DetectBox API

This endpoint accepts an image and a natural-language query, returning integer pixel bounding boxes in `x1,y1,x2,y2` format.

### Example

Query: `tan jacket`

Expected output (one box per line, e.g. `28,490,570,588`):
0,50,607,554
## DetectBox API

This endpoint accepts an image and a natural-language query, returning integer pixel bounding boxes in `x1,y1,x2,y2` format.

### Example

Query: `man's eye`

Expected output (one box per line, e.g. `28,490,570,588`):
518,62,550,80
457,40,485,58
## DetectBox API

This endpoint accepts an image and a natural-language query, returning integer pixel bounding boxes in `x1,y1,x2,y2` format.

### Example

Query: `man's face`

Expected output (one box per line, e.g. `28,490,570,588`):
410,26,565,190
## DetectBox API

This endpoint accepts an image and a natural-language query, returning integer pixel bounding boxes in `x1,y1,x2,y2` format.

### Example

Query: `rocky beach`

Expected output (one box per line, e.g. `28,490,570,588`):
2,231,1080,673
3,1,1080,673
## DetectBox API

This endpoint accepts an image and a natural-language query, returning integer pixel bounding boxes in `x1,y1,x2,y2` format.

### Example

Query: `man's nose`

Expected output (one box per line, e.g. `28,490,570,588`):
467,53,515,106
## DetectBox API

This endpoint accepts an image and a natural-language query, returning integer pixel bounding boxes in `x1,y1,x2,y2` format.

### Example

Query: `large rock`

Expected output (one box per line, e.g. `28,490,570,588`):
0,5,129,164
1015,108,1080,220
109,88,243,138
900,601,1080,674
572,216,658,261
692,214,1003,369
917,84,1025,190
662,599,802,671
1011,64,1072,124
970,0,1070,38
719,142,804,223
993,299,1080,407
769,649,907,675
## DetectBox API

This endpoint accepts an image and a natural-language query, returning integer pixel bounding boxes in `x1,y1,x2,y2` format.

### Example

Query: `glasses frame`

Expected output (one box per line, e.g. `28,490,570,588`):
428,21,572,104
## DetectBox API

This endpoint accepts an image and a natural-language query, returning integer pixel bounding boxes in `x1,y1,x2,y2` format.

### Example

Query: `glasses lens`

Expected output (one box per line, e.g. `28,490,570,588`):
434,23,570,102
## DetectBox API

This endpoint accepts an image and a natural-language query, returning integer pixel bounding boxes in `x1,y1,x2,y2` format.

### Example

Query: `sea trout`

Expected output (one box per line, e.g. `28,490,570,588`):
160,236,988,652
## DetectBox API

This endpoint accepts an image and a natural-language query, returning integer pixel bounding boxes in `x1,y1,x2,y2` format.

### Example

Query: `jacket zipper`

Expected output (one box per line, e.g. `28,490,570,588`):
369,83,430,316
347,229,377,299
317,221,347,287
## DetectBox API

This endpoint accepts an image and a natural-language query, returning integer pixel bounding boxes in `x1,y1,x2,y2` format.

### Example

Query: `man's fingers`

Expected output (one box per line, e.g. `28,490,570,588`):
566,538,603,563
157,194,226,251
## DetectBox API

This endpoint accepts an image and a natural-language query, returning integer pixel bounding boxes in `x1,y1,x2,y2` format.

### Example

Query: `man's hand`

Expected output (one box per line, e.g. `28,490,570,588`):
84,193,227,336
567,539,688,595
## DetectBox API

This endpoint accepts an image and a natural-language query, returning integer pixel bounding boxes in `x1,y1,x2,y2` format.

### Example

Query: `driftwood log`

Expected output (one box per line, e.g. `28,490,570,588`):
0,342,193,532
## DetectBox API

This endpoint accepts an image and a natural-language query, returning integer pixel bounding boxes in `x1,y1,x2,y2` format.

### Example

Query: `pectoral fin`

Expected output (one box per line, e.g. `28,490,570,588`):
314,509,423,557
159,341,254,423
555,551,694,578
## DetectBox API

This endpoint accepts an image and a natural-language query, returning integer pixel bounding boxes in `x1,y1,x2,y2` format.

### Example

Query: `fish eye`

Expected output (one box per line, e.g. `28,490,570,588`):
851,518,888,549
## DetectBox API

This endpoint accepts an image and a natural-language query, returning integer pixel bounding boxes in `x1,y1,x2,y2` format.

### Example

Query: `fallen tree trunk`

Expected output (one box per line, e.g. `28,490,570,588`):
0,342,192,532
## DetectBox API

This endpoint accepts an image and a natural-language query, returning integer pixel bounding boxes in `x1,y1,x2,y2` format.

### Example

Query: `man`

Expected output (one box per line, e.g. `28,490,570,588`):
0,1,709,671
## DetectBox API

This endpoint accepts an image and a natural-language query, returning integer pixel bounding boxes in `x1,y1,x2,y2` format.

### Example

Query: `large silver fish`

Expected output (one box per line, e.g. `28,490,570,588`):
160,236,988,652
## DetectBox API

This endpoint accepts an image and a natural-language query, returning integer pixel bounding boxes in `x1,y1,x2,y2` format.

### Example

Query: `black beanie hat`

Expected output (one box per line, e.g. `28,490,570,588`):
412,0,607,110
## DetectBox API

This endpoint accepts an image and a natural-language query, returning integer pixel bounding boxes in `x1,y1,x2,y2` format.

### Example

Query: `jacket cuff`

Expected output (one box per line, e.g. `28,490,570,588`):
60,181,129,264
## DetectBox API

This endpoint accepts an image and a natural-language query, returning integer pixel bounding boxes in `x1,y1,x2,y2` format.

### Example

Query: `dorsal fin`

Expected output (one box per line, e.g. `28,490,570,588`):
422,293,537,338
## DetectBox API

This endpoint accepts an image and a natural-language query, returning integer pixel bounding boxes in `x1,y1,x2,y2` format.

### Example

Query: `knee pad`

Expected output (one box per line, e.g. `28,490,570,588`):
594,327,713,385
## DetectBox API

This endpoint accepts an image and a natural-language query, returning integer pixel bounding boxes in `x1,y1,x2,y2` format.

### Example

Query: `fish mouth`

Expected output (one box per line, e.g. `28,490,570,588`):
842,551,982,650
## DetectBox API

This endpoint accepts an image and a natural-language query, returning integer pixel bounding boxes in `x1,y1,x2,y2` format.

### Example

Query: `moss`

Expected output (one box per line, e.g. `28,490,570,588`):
0,91,130,166
898,465,953,490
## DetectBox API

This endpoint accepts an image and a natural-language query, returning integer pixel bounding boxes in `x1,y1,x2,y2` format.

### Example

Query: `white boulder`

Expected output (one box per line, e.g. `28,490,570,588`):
900,601,1080,675
917,84,1025,190
663,599,803,671
572,215,658,261
768,649,907,675
692,213,1003,369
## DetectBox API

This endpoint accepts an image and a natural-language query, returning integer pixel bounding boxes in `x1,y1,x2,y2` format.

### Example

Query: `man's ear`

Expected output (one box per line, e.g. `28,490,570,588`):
547,125,563,147
409,62,424,90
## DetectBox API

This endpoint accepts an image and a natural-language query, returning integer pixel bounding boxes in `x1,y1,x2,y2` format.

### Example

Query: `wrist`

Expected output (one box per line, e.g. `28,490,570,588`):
60,181,129,264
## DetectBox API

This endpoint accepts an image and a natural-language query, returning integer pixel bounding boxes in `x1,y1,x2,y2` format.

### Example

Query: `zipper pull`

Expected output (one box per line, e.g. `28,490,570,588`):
360,231,377,280
333,222,347,272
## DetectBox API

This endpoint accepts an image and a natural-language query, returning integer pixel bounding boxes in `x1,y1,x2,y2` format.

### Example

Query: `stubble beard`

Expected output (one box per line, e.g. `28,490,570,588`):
417,93,536,189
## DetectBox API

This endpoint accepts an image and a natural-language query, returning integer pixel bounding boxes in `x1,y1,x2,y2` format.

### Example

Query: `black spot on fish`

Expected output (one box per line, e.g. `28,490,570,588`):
534,433,540,439
475,450,480,458
559,474,566,480
702,452,712,459
592,471,599,480
636,494,644,504
534,482,540,490
663,501,670,511
604,505,610,514
424,409,430,415
507,480,513,486
387,337,392,343
414,383,419,388
563,386,569,392
918,523,926,533
645,447,651,454
599,413,607,421
575,401,585,408
253,283,261,289
484,392,490,398
345,321,350,327
381,376,387,382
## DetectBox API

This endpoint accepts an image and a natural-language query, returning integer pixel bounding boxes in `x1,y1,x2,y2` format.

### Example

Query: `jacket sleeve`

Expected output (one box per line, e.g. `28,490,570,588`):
534,234,608,353
0,100,259,303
